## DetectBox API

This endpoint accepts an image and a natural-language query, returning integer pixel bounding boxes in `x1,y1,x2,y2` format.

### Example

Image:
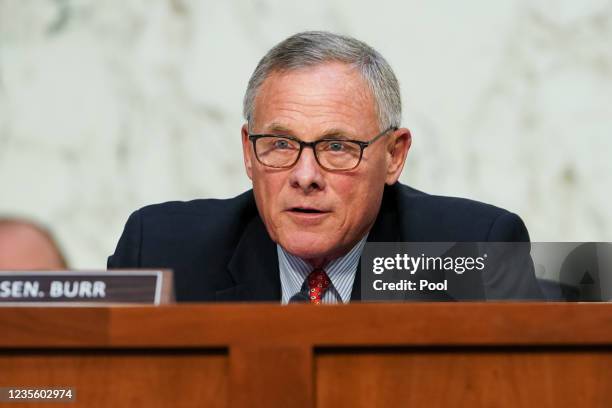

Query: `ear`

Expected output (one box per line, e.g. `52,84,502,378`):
385,127,412,185
241,124,254,180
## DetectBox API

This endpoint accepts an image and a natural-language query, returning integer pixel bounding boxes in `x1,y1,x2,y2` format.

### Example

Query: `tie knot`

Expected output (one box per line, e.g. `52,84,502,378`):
307,268,330,304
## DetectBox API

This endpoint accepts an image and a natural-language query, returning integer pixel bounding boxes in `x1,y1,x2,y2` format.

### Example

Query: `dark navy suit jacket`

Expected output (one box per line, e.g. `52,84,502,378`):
107,183,543,301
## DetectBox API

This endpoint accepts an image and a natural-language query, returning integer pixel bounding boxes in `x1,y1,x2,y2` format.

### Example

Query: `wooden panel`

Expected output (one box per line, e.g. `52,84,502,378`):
0,351,227,408
229,346,312,408
316,348,612,408
1,308,108,347
2,304,612,407
2,304,612,348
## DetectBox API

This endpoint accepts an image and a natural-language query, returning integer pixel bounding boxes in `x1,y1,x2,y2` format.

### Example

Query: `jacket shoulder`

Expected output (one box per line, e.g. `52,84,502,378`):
107,190,260,301
138,189,258,252
392,183,529,241
138,189,255,218
108,190,258,267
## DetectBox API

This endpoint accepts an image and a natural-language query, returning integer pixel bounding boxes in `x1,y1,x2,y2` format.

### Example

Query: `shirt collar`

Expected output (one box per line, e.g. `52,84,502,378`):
278,235,368,304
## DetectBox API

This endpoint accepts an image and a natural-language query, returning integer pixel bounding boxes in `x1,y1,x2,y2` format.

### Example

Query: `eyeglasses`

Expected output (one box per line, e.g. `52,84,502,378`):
248,126,397,171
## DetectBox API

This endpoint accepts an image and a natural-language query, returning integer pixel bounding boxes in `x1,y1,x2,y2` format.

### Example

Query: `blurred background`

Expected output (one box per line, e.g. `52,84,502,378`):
0,0,610,268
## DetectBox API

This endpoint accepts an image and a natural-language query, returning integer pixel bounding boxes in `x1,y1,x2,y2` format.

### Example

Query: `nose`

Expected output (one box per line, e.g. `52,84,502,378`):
288,146,326,193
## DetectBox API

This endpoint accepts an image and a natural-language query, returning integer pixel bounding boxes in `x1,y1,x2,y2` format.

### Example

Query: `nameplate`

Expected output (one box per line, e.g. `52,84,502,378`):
0,270,174,305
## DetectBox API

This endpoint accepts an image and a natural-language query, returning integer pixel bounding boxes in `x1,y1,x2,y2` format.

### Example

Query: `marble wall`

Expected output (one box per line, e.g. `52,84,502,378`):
1,0,611,268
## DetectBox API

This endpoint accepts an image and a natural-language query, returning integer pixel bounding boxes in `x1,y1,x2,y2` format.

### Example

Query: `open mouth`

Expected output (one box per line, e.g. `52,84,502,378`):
290,207,327,214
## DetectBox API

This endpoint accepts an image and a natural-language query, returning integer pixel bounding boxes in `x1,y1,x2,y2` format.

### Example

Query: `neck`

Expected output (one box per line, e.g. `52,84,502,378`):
305,257,332,269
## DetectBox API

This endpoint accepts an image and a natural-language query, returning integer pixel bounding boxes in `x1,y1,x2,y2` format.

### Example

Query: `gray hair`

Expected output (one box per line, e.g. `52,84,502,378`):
243,31,402,131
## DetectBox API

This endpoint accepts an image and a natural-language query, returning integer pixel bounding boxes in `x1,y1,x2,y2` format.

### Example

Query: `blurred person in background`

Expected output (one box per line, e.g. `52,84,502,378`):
0,218,67,270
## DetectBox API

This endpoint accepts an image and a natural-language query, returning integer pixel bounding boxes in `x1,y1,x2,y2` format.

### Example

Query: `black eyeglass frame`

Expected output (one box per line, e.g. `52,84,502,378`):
247,126,398,171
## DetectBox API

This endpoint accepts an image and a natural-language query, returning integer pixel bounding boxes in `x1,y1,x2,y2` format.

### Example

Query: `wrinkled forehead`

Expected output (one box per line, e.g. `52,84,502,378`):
251,63,379,135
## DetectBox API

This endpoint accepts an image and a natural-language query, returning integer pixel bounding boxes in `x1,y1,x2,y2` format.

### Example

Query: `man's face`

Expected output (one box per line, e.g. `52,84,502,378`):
242,62,410,265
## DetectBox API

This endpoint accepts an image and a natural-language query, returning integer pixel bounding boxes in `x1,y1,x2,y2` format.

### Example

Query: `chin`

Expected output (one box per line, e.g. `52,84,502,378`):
278,232,336,260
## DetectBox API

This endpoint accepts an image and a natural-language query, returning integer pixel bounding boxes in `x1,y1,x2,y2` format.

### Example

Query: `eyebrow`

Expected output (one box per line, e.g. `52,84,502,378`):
266,123,293,134
262,123,354,140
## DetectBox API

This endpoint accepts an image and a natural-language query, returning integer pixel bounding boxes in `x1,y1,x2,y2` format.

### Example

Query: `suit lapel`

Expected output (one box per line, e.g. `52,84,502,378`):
219,215,281,302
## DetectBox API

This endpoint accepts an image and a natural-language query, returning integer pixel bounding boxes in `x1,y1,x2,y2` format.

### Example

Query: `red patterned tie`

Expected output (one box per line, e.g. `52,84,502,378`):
307,268,330,304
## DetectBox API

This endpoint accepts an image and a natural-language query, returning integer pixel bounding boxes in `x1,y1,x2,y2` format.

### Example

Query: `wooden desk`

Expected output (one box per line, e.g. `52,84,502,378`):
1,303,611,407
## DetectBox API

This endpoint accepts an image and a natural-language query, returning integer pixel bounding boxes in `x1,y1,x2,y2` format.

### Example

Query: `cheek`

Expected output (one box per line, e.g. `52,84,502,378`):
252,171,285,216
330,178,364,216
333,172,385,223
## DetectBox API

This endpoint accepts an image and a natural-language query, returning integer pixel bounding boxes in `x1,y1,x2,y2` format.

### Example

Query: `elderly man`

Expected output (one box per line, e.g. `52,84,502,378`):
108,31,542,302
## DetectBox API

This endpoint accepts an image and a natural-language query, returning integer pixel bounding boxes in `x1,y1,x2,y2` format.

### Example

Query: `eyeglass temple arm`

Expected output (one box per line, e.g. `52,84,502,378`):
362,126,398,147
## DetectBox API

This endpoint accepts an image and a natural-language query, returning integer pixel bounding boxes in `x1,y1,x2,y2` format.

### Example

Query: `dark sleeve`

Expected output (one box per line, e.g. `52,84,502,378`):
107,210,143,269
486,211,530,242
483,212,545,300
